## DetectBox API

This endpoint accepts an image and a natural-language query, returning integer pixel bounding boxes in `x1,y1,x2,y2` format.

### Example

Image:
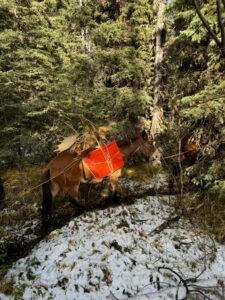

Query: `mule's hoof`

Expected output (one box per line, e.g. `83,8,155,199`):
41,213,52,229
109,193,121,204
114,196,122,204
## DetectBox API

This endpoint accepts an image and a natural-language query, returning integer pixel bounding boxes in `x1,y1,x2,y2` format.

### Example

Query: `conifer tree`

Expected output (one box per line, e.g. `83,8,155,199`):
0,0,156,164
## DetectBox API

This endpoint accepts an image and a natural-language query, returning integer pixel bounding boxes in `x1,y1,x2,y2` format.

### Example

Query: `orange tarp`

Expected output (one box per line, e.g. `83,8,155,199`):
82,141,124,179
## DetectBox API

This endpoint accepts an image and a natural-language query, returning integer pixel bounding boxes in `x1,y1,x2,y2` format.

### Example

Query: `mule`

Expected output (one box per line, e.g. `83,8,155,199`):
42,131,161,222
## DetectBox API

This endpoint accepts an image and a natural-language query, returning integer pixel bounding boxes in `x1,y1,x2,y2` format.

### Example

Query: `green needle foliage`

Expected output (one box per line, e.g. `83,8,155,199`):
163,0,225,240
0,0,155,165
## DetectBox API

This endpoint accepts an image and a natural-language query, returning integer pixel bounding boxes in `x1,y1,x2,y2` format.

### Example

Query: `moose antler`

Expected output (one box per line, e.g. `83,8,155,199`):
54,134,80,154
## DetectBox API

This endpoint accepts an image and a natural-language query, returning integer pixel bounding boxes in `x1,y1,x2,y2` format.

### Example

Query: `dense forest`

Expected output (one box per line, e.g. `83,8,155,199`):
1,0,224,232
0,0,225,298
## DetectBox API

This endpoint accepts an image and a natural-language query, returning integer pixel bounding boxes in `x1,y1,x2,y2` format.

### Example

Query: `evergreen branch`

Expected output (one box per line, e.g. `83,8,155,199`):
192,0,221,48
183,94,225,105
222,0,225,10
216,0,225,54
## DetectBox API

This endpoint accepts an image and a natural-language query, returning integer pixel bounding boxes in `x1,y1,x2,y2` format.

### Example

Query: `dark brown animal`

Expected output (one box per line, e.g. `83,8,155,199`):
42,131,161,222
172,139,200,177
183,141,199,163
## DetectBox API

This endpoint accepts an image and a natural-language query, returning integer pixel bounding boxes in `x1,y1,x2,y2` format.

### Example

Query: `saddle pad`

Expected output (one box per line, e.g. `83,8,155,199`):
83,141,124,179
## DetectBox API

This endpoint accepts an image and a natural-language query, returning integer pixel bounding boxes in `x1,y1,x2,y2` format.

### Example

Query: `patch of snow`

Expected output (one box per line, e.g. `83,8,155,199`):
2,195,225,299
0,293,10,300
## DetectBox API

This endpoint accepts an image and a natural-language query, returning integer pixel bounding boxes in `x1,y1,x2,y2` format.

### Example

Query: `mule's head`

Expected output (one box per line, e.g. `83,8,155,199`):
138,130,162,169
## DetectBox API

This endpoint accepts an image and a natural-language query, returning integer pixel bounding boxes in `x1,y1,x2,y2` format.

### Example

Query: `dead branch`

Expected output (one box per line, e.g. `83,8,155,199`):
158,266,189,295
158,267,213,300
148,212,182,236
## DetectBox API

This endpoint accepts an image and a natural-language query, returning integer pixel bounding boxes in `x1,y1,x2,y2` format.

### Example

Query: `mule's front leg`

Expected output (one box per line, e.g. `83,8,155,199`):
108,169,122,202
67,183,86,213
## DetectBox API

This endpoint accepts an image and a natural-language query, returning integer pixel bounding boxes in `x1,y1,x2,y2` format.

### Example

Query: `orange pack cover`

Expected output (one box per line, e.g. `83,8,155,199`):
82,141,124,179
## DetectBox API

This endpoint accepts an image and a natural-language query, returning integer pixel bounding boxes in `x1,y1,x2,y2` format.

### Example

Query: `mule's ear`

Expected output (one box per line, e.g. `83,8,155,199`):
141,130,148,141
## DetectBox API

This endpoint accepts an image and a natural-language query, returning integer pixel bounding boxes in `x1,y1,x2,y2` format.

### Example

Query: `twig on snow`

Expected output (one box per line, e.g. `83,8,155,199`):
158,266,189,296
149,212,182,236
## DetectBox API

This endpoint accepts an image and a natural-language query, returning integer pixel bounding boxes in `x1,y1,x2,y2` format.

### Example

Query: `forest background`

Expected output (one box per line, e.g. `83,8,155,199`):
0,0,225,240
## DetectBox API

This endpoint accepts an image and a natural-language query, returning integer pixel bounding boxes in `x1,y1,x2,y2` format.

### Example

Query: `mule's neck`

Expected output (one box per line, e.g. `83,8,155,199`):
119,137,143,162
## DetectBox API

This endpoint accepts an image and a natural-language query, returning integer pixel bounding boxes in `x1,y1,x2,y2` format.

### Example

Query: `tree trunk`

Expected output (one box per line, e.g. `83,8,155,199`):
151,0,166,138
216,0,225,57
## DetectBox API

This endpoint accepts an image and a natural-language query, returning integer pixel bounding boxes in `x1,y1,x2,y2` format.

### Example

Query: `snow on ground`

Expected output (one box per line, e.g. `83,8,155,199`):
1,195,225,299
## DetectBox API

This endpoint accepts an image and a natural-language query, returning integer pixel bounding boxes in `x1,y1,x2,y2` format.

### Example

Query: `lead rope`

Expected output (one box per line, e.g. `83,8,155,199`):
162,149,195,160
25,155,81,194
24,148,194,195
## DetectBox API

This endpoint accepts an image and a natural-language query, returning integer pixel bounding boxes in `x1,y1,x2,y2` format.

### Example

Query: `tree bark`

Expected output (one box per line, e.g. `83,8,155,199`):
216,0,225,57
150,0,166,138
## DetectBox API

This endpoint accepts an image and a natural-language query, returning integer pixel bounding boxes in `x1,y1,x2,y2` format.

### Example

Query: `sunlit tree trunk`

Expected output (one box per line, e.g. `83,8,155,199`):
151,0,166,138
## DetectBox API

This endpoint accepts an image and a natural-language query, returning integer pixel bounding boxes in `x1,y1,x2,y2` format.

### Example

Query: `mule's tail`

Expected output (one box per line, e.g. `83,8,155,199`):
42,168,52,222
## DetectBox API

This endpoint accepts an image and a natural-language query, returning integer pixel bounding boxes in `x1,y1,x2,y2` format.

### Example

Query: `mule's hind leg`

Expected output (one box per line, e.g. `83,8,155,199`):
42,169,55,228
51,181,60,199
42,180,60,230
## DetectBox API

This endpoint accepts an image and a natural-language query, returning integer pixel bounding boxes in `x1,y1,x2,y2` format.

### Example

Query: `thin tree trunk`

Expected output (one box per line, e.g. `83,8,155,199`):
217,0,225,56
150,0,166,138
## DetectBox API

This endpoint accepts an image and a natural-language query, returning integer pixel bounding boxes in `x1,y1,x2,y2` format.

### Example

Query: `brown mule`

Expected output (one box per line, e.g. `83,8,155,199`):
42,131,161,222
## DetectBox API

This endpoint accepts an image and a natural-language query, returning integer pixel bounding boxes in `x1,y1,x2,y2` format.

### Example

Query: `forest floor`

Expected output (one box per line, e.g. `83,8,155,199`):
0,168,225,299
